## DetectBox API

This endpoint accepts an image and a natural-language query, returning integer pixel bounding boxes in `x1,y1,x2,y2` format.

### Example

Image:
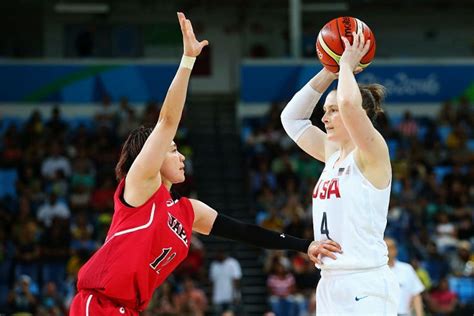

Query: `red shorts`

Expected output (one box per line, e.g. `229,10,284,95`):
70,290,139,316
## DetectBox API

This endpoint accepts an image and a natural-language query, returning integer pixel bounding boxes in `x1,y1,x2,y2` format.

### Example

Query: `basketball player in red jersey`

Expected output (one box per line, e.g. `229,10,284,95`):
70,12,341,315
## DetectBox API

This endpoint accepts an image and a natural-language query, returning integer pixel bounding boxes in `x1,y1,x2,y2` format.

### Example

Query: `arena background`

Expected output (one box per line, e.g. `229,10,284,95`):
0,0,473,315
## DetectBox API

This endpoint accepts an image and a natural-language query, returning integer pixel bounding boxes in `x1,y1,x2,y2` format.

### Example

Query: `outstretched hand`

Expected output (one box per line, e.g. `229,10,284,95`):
307,240,342,265
339,31,370,72
177,12,209,57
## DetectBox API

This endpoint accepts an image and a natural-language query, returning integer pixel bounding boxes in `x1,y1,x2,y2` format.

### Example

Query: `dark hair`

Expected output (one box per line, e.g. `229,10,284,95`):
115,126,153,180
358,83,385,122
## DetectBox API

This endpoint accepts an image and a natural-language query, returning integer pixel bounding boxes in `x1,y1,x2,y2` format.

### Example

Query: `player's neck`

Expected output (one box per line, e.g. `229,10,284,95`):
163,179,173,191
338,141,355,160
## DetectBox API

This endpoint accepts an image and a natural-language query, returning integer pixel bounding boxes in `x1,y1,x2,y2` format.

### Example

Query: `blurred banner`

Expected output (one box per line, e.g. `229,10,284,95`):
240,61,474,104
0,63,178,103
0,61,473,104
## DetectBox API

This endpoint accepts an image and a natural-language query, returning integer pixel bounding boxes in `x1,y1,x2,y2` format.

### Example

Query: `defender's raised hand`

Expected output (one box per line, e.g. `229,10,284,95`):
177,12,209,57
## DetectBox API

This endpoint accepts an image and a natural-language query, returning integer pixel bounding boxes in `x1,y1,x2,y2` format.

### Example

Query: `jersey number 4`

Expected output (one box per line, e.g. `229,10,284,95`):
320,212,332,240
150,247,176,274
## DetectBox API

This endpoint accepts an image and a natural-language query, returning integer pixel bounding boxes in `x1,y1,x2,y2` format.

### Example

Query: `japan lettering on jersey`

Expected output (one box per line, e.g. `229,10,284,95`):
77,180,194,311
312,151,390,271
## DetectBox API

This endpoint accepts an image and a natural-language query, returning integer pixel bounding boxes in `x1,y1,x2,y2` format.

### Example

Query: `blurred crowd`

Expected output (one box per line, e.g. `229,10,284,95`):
0,97,215,315
243,95,474,315
0,93,473,316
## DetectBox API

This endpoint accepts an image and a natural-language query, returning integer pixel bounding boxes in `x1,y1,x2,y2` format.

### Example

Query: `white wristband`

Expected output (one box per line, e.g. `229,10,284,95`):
179,55,196,70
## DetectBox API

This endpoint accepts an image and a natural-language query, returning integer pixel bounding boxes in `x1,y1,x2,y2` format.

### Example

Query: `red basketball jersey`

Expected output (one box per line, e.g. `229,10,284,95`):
77,180,194,311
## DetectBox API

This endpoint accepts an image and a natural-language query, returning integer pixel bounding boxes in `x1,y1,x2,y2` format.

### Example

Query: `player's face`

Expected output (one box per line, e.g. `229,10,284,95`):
322,91,349,142
160,141,186,184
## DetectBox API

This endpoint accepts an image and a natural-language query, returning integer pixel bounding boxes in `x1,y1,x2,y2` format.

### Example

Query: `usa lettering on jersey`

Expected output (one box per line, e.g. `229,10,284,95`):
313,178,341,200
167,213,188,246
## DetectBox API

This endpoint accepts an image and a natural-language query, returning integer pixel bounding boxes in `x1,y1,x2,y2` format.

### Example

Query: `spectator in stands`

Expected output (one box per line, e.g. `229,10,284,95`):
37,281,66,316
94,94,116,130
251,159,278,193
386,237,425,316
398,110,419,139
17,166,44,206
141,99,160,127
45,105,67,140
90,175,115,213
36,192,70,228
41,141,71,180
70,152,96,193
174,277,208,316
449,240,473,277
411,257,432,291
22,110,44,146
1,124,23,168
426,277,458,315
145,280,178,315
456,214,473,241
70,215,98,255
49,170,69,199
11,196,35,241
266,259,298,316
90,125,118,170
455,95,473,126
209,249,242,315
7,274,38,315
174,236,205,281
446,125,468,151
13,220,40,283
40,218,70,292
424,241,450,285
434,211,458,254
118,106,140,140
437,100,456,126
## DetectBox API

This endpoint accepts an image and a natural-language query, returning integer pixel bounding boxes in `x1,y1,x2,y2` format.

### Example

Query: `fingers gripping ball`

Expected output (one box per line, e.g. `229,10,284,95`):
316,17,376,73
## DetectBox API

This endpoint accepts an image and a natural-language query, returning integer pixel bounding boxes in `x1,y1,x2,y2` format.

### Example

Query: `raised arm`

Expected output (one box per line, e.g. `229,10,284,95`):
337,32,391,187
125,13,208,203
280,68,338,162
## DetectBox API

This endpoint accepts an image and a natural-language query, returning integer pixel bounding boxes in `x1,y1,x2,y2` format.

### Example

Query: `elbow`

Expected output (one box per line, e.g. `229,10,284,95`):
337,96,357,109
337,95,363,117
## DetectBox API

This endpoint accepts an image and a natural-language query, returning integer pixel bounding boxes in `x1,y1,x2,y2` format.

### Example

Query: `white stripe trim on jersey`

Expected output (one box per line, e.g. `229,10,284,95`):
103,203,155,245
85,294,93,316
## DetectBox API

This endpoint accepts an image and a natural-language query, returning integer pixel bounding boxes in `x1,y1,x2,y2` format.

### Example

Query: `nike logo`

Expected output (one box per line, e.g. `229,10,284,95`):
355,296,368,301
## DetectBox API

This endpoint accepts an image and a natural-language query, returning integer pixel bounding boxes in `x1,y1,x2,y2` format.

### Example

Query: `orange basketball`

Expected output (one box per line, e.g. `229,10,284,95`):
316,17,376,73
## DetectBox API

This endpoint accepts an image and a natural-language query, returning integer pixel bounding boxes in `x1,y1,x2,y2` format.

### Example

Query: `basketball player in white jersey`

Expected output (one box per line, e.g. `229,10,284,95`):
281,31,400,315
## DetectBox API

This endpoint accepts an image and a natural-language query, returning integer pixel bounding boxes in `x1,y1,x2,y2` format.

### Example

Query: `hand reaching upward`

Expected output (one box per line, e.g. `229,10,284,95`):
177,12,209,57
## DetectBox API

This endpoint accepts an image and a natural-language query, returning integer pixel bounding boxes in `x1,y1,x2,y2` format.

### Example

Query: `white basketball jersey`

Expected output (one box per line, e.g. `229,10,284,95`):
313,150,390,270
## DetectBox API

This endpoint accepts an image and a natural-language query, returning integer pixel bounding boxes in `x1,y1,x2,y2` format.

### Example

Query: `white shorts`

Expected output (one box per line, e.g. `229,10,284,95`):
316,265,400,316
